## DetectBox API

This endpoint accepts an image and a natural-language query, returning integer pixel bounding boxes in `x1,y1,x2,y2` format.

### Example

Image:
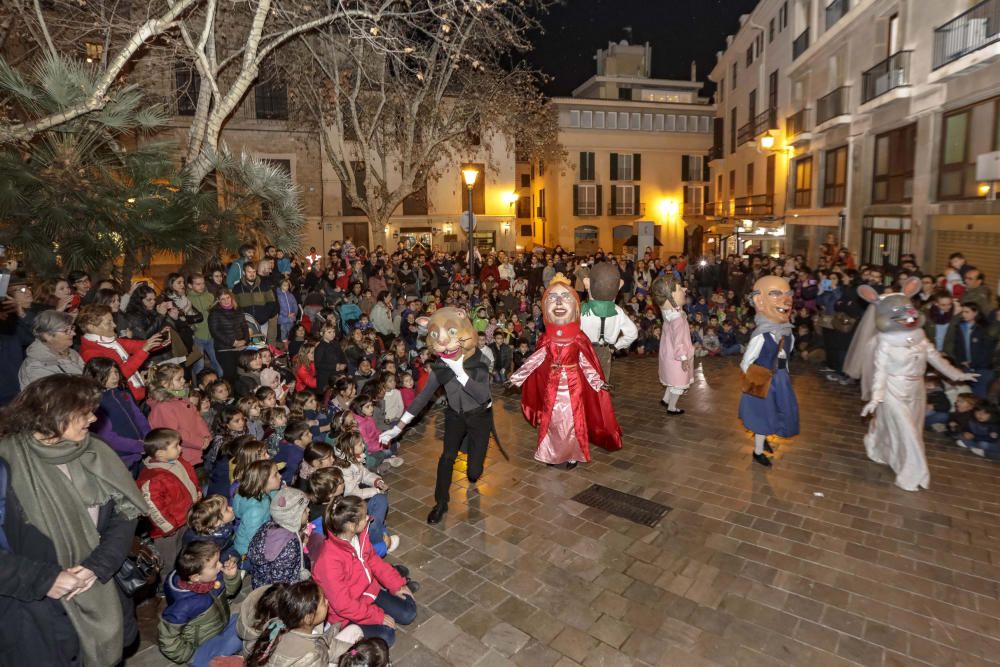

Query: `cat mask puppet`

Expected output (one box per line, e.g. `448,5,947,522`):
416,307,478,361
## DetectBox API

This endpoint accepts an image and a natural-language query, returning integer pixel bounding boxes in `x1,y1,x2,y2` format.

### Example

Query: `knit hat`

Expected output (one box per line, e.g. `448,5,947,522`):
269,487,309,533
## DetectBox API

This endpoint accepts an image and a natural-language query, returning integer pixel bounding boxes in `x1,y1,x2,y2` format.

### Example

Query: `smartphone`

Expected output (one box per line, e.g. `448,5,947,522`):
0,273,9,298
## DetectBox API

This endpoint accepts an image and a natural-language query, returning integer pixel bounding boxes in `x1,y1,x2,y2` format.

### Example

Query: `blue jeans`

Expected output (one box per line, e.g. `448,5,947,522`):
193,337,223,376
357,590,417,647
367,494,388,553
720,343,742,356
970,368,995,399
925,411,949,429
190,614,241,667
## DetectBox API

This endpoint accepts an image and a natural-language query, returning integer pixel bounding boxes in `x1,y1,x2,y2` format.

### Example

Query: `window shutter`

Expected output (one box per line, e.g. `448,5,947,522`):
596,185,603,214
681,155,690,181
579,152,587,180
703,158,711,182
610,153,618,181
633,154,642,180
873,17,889,61
683,186,690,204
634,185,641,214
610,184,618,213
573,185,580,216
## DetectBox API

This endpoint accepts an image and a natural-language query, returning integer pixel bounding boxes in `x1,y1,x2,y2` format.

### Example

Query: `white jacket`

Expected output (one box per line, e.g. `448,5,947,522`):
340,461,381,499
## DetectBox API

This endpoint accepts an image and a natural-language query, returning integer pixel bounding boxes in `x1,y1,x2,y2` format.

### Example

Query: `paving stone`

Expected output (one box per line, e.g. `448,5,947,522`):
481,622,530,656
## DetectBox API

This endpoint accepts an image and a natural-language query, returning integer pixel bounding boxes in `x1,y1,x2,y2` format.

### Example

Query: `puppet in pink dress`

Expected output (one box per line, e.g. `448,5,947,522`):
510,275,622,467
652,276,695,415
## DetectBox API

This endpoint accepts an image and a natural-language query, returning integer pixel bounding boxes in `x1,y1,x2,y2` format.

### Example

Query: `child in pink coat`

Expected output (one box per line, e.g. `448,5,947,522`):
653,276,695,416
351,396,402,472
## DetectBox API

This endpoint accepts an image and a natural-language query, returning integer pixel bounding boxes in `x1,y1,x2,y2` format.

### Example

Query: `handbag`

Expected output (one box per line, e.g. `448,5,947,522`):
114,535,162,596
741,363,772,399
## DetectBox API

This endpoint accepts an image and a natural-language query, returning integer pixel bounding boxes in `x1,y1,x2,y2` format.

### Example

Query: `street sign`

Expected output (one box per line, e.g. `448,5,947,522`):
459,210,476,233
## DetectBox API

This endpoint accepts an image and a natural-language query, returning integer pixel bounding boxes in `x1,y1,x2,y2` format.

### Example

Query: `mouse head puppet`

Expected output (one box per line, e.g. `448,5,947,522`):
651,275,686,311
542,274,580,326
750,275,793,324
859,276,923,333
417,307,477,361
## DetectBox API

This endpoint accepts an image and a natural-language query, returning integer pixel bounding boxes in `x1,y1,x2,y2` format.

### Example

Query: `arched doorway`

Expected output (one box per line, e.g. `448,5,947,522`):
574,225,599,256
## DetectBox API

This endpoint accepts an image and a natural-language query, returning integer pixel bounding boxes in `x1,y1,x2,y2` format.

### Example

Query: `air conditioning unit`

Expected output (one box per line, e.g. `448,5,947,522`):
976,151,1000,182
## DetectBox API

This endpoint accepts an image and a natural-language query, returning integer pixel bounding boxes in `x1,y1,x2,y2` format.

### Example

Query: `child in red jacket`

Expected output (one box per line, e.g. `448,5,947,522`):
312,496,416,647
137,428,202,573
293,341,319,393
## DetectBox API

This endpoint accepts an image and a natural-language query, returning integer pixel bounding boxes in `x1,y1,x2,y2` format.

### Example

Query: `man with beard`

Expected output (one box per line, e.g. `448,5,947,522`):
510,275,622,469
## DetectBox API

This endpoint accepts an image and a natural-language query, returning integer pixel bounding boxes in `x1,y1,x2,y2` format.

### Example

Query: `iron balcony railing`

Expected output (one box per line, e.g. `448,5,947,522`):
934,0,1000,69
862,51,912,103
817,86,850,124
825,0,849,31
737,120,755,146
793,28,810,60
607,202,646,216
737,109,777,146
786,108,811,140
684,202,704,216
708,145,723,161
733,194,774,217
704,201,722,217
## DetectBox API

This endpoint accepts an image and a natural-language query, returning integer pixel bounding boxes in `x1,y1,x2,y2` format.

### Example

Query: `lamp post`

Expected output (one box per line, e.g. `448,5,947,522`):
462,167,480,288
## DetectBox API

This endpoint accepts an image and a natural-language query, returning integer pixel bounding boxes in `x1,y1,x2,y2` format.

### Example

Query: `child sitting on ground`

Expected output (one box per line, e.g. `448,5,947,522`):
158,540,242,666
947,392,978,436
184,494,238,562
233,459,283,557
924,375,952,432
263,406,289,457
337,638,392,667
238,396,265,440
246,486,312,588
275,419,313,486
957,402,1000,458
352,396,402,472
137,428,201,575
333,434,398,556
293,441,338,491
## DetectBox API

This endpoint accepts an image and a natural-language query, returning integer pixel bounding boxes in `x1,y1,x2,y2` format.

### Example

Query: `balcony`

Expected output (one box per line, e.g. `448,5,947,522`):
733,194,774,217
933,0,1000,70
684,202,705,217
708,145,723,161
793,28,810,60
862,51,912,103
607,202,646,217
825,0,849,31
786,108,811,142
704,201,721,217
737,109,778,146
817,86,850,124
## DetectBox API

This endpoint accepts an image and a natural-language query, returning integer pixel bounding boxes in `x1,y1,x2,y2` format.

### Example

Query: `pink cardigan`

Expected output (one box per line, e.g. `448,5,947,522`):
353,412,385,454
147,396,212,465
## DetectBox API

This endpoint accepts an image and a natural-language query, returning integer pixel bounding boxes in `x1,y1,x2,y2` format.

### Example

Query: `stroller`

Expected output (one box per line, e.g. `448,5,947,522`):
338,303,362,335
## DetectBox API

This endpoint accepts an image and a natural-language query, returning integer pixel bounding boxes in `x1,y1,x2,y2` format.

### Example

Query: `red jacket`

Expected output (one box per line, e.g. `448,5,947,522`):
312,526,406,627
294,362,318,393
136,458,201,538
147,396,212,465
79,336,151,401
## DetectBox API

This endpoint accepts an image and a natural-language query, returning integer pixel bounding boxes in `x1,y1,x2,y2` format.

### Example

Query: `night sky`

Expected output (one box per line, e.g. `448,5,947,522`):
527,0,760,96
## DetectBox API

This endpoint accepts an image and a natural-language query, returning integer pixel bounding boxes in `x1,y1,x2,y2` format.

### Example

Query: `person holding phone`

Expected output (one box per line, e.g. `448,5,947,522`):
208,289,249,382
77,304,167,402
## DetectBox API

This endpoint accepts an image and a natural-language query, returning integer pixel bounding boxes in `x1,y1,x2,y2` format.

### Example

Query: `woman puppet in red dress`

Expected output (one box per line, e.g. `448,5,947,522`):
510,274,623,468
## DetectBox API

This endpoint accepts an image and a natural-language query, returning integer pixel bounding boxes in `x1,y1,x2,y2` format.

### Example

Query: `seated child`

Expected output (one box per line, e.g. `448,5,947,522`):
158,541,242,667
352,396,402,471
718,321,742,356
379,373,404,425
137,428,201,575
233,460,283,557
313,496,416,648
246,486,311,588
957,402,1000,458
263,407,289,458
333,434,398,556
398,372,416,412
306,466,346,554
275,419,313,486
924,376,952,431
337,638,391,667
238,396,264,440
294,441,337,492
701,326,721,357
947,393,978,436
184,494,238,562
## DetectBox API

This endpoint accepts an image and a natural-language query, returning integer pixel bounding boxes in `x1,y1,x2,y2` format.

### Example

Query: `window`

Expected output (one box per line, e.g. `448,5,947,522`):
84,42,103,63
611,184,639,215
700,116,711,133
688,115,699,132
573,184,600,216
595,111,605,128
747,46,755,67
665,114,675,131
619,112,629,129
539,160,545,177
684,185,705,216
459,162,486,214
731,62,738,89
756,34,764,57
609,153,641,181
682,155,706,182
677,115,688,132
520,223,533,236
718,79,724,104
607,112,618,130
569,110,580,127
578,152,596,181
769,18,775,42
516,197,531,219
581,110,593,128
341,161,366,216
748,89,757,124
654,114,664,131
766,154,776,195
793,156,813,208
747,162,755,195
254,77,288,120
402,181,428,215
537,189,546,218
780,1,789,29
175,63,200,116
939,98,999,200
729,169,736,196
768,71,778,113
642,114,652,131
520,173,531,188
618,87,633,100
873,123,916,203
862,217,911,266
824,146,848,206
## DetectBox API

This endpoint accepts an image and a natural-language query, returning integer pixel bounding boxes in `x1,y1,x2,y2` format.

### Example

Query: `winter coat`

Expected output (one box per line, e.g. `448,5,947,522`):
315,340,347,392
147,395,212,465
295,362,318,393
0,455,138,667
119,306,167,342
233,277,278,326
17,340,85,389
91,387,150,469
187,290,216,340
312,525,406,628
235,368,262,398
246,520,307,588
369,302,399,338
354,412,383,454
157,570,242,664
79,336,151,402
275,441,306,486
137,458,201,539
277,290,299,327
208,304,249,349
233,491,276,556
338,461,381,500
0,314,33,403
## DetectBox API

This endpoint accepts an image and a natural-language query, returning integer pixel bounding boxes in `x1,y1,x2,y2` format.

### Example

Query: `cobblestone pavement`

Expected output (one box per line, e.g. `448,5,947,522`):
131,356,1000,666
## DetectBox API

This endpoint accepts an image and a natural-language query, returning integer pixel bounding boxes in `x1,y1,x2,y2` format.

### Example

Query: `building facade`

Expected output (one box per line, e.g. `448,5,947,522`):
527,41,716,258
709,0,1000,279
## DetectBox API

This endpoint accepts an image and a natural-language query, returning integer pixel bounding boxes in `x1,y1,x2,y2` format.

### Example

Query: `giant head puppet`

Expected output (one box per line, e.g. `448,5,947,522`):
542,274,580,328
859,276,923,333
651,274,686,311
583,263,623,303
750,275,793,324
417,307,478,361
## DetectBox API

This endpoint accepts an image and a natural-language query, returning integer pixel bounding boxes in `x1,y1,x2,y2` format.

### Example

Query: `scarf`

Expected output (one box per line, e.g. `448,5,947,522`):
752,313,793,340
83,333,144,390
581,299,617,318
0,431,147,667
176,577,222,594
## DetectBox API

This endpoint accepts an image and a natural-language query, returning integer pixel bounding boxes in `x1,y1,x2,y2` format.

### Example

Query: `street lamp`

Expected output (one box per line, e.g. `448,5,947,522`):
462,167,479,287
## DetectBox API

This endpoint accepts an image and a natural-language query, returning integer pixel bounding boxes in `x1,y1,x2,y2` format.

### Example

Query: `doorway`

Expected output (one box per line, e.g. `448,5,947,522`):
342,222,370,250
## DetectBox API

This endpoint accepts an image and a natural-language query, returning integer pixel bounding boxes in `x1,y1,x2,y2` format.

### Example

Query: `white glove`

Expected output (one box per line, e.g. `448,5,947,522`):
379,426,401,445
957,372,980,383
441,356,469,385
861,400,880,417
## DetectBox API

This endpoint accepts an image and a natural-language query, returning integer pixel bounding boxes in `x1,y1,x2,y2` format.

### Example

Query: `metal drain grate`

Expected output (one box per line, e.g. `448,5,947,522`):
571,484,671,527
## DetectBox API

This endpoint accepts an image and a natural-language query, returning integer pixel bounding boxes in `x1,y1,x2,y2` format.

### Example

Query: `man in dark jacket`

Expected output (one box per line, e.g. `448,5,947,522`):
232,264,277,332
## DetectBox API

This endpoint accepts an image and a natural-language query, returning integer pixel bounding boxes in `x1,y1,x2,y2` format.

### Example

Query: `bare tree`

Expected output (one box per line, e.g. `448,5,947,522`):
294,0,561,234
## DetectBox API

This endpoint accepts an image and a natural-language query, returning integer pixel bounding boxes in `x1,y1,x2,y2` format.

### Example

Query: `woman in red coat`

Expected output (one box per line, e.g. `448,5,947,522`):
312,496,416,647
77,304,167,402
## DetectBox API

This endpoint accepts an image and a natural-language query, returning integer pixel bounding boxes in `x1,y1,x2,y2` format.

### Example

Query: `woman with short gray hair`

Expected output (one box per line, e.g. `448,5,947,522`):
17,309,84,388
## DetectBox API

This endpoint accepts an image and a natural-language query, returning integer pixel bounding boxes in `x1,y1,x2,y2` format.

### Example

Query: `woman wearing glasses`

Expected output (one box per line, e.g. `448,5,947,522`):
17,309,85,389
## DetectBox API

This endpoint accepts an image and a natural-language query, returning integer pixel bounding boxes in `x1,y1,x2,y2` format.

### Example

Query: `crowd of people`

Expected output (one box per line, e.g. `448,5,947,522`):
1,235,998,666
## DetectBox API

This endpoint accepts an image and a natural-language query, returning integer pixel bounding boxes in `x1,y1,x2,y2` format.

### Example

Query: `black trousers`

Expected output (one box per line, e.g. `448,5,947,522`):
435,406,492,505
